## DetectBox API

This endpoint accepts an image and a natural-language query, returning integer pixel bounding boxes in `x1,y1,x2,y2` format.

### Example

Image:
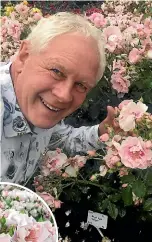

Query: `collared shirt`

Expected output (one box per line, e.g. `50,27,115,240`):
0,62,102,185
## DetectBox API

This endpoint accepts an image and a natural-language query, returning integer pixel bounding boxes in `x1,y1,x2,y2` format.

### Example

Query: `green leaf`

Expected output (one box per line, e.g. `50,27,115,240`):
132,180,146,198
122,186,133,206
143,198,152,211
107,202,118,220
109,193,121,202
37,216,44,222
121,174,135,184
147,187,152,195
100,198,109,212
0,216,6,226
9,226,15,236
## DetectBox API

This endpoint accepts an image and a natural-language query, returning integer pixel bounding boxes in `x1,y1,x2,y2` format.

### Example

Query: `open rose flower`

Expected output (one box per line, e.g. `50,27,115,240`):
110,73,130,93
41,150,68,176
119,101,148,131
128,48,142,64
119,136,152,169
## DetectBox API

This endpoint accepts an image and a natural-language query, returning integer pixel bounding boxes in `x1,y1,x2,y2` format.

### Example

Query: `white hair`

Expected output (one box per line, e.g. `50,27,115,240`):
27,12,106,82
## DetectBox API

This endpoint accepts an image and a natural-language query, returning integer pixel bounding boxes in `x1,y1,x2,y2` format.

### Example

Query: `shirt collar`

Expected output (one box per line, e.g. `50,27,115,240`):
1,62,32,138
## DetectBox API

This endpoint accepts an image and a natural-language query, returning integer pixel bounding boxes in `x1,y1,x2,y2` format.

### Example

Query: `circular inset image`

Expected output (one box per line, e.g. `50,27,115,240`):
0,182,58,242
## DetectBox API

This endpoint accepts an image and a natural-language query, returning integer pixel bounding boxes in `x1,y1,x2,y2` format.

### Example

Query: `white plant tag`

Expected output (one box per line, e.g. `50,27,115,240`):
87,210,108,229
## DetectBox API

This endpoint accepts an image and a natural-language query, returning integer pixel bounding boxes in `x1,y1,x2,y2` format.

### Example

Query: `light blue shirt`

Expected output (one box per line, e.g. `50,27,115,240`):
0,62,102,185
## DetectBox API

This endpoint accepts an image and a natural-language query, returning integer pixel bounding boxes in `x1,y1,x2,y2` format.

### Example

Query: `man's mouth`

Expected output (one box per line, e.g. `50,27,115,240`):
40,97,62,112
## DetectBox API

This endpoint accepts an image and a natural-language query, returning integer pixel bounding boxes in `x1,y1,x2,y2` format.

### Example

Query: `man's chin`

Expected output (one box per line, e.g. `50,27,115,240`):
29,118,60,129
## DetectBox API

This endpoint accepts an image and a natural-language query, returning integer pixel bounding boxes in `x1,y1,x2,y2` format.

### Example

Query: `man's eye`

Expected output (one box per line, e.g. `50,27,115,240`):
51,68,62,77
75,82,87,93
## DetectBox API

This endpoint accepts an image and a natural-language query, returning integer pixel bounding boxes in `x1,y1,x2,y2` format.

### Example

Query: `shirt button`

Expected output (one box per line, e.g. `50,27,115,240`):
5,69,10,74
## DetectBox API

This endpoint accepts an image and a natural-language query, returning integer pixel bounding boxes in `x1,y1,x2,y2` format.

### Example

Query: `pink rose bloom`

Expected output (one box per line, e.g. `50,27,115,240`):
118,100,133,110
128,48,142,64
54,200,62,209
111,73,130,93
119,136,152,169
103,26,123,52
88,13,106,27
119,101,148,131
39,192,55,207
104,148,120,168
15,3,29,15
7,20,22,41
41,150,68,176
13,221,56,242
0,234,11,242
100,133,109,142
113,59,126,74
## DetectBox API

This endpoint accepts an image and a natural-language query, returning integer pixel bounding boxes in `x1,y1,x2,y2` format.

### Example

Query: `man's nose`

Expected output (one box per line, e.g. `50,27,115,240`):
51,81,73,103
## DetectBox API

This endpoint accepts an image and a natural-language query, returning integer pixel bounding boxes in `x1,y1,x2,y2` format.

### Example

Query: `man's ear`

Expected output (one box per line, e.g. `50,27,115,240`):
16,40,30,72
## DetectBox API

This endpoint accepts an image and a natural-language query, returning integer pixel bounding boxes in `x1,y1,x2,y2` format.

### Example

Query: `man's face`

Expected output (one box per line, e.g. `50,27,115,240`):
13,33,99,128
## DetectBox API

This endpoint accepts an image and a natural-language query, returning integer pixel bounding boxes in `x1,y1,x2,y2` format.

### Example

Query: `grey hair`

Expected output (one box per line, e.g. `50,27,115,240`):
27,12,106,82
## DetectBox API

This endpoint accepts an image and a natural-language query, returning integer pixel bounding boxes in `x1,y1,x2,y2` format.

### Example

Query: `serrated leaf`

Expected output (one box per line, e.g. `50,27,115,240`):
122,186,133,206
143,198,152,211
132,180,146,198
121,174,135,184
107,202,118,220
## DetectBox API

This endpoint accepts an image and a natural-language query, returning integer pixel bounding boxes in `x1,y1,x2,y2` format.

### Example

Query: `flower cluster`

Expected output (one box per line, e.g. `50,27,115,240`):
100,100,152,170
34,100,152,223
34,150,87,209
1,1,42,61
0,184,57,242
88,0,152,100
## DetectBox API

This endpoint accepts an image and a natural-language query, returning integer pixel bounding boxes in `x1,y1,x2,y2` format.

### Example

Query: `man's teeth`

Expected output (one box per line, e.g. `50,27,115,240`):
41,98,60,112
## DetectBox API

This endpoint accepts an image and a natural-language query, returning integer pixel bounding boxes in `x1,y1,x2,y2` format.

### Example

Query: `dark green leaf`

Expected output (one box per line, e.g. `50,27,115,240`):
143,198,152,211
121,174,135,184
107,202,118,220
122,186,133,206
109,193,121,202
132,180,146,198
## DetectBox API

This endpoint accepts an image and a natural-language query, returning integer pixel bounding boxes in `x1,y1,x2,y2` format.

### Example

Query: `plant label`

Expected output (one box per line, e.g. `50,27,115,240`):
87,210,108,229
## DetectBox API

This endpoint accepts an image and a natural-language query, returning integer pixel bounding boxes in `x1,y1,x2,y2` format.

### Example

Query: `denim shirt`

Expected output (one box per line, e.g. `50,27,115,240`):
0,62,102,185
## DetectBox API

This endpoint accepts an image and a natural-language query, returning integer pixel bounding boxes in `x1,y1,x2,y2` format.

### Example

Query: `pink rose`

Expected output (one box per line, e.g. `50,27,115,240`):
104,148,120,168
110,73,130,93
103,26,122,52
100,133,109,142
128,48,142,64
39,192,55,207
118,100,133,110
88,13,106,27
119,101,148,131
41,150,68,176
119,136,152,169
0,234,11,242
15,3,29,15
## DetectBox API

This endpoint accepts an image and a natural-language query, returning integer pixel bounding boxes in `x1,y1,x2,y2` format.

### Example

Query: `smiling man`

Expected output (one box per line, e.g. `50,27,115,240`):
0,12,115,184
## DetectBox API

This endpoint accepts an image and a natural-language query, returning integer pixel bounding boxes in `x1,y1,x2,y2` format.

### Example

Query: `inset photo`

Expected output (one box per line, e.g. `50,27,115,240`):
0,182,58,242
